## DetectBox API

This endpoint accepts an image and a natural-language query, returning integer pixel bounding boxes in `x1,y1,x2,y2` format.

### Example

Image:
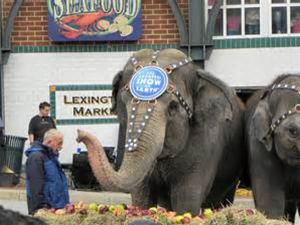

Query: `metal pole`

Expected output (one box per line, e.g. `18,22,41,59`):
188,0,205,67
0,0,3,121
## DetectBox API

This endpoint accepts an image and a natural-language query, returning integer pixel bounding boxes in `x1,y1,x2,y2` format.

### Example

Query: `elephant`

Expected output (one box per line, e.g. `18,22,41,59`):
77,49,245,215
0,205,45,225
245,74,300,222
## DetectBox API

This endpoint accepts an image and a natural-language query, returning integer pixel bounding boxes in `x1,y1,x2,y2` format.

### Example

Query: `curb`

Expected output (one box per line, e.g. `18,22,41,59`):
0,188,132,205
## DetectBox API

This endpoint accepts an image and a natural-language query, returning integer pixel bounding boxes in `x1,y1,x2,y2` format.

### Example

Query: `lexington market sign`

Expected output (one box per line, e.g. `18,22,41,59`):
49,85,117,125
47,0,142,41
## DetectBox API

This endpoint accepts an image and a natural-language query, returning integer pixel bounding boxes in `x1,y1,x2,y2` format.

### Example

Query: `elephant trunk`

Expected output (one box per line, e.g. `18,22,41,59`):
77,107,166,192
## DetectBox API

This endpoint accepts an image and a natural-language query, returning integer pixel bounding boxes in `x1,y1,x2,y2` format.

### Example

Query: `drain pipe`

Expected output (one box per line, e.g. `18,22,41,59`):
0,0,24,125
0,0,4,121
168,0,223,68
188,0,205,67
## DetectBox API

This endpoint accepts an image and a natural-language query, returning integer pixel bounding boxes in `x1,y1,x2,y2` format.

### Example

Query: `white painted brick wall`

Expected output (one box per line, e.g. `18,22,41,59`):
205,47,300,87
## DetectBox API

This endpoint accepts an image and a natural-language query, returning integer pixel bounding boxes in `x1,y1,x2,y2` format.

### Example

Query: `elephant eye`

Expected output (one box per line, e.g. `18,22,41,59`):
169,101,179,111
288,127,298,138
168,100,179,116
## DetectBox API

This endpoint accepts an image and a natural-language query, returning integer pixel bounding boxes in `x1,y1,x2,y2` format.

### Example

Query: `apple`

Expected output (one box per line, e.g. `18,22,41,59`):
98,205,109,214
203,208,213,218
122,203,128,210
175,215,184,223
47,208,56,214
79,208,87,215
246,209,255,216
149,207,157,213
76,201,84,209
114,208,124,216
181,216,191,224
89,203,98,211
55,209,66,215
157,208,166,214
65,204,75,214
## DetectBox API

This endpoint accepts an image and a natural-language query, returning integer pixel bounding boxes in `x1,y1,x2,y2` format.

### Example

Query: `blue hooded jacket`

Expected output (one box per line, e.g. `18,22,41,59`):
25,141,69,214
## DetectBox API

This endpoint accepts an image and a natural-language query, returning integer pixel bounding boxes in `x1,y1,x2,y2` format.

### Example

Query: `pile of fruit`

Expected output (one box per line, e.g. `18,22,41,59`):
34,202,291,225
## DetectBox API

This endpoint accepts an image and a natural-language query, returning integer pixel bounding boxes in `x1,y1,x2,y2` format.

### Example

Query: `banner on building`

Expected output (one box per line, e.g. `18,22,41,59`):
50,85,118,125
47,0,142,41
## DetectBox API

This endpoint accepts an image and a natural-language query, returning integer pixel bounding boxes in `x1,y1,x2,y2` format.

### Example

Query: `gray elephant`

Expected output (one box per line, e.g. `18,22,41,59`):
77,49,244,215
246,74,300,222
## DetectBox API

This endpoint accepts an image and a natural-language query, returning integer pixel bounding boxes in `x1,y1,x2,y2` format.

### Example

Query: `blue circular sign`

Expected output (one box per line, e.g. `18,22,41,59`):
129,66,169,101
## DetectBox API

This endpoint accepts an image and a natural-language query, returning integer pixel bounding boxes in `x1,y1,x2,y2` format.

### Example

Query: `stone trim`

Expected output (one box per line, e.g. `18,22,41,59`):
11,37,300,53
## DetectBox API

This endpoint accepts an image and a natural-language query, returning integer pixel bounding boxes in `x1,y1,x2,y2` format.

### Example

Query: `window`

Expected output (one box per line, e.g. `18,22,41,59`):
207,0,261,37
271,0,300,34
207,0,300,38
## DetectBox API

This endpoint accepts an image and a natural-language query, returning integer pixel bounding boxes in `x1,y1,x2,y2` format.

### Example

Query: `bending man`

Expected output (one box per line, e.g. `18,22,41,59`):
25,129,69,215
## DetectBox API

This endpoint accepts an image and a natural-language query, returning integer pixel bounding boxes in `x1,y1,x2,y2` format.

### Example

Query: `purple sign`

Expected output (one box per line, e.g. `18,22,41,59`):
47,0,142,41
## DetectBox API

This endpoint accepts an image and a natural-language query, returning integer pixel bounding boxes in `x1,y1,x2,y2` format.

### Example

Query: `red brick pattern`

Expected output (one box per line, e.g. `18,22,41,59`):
2,0,188,46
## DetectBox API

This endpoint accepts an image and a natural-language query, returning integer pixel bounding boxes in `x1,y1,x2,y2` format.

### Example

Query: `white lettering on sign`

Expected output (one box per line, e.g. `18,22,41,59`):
53,0,140,20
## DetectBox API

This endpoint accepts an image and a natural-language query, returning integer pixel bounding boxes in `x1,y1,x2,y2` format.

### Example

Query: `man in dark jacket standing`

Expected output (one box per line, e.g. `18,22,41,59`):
25,129,69,215
28,102,56,145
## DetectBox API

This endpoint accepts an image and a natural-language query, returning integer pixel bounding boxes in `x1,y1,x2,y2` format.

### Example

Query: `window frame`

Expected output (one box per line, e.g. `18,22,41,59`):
270,0,300,36
206,0,300,39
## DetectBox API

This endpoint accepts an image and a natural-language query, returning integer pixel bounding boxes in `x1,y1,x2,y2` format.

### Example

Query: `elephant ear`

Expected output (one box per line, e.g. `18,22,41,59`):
111,71,123,114
251,100,272,151
195,69,234,121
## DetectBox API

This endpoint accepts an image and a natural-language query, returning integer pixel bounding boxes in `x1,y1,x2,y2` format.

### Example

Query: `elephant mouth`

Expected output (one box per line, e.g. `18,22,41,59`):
286,159,300,167
285,151,300,166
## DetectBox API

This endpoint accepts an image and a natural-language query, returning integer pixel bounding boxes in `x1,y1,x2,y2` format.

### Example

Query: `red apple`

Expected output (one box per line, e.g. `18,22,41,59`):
181,216,191,224
98,205,109,214
79,208,87,215
65,204,75,214
47,208,56,214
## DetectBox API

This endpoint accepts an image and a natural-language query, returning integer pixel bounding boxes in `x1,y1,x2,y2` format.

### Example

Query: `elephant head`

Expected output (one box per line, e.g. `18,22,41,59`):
77,48,235,193
251,75,300,167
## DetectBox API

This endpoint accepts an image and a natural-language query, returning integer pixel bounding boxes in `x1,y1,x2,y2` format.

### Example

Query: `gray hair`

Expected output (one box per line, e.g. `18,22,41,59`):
43,129,63,142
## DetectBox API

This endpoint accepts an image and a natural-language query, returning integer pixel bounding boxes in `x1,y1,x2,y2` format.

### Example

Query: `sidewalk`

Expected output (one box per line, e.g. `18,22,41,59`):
0,187,254,208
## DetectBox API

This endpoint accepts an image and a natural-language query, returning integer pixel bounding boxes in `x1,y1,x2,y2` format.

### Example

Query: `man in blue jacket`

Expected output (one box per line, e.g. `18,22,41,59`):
25,129,69,215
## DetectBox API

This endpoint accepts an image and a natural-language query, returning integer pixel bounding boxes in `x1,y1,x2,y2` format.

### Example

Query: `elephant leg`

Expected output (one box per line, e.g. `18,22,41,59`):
170,173,205,216
151,170,172,210
249,138,285,218
285,200,296,223
157,194,171,211
156,184,171,210
131,181,157,209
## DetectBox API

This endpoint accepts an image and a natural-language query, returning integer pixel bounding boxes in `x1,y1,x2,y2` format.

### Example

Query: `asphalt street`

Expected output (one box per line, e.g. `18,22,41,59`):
1,199,28,215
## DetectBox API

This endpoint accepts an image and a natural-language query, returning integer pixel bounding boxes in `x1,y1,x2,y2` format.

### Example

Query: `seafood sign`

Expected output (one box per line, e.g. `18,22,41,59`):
47,0,142,41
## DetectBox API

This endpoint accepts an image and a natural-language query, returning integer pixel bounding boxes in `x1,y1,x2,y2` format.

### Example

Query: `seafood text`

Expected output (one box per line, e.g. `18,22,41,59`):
53,0,140,20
